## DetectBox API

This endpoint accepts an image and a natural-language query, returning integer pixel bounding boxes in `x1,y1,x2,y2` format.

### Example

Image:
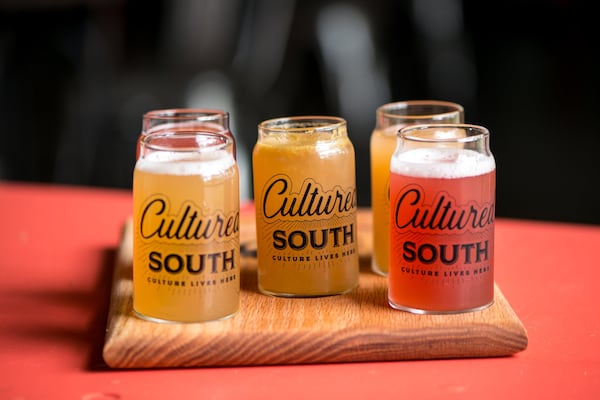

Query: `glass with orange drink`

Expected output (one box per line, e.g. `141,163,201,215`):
252,116,359,297
370,100,464,275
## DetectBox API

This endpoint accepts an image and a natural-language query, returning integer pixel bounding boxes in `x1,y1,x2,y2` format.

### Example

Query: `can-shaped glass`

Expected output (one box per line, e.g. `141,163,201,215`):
389,124,495,314
252,116,359,297
139,109,235,159
370,101,463,276
133,131,240,322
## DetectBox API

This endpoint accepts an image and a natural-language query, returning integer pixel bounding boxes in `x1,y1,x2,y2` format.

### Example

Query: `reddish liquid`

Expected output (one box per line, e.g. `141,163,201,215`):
389,168,495,313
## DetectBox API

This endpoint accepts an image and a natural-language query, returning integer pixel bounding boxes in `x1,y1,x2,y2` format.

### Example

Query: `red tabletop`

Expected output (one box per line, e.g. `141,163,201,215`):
1,182,599,399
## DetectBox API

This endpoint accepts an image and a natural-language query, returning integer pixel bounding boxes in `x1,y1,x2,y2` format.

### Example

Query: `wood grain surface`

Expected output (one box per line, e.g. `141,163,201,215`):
102,210,528,368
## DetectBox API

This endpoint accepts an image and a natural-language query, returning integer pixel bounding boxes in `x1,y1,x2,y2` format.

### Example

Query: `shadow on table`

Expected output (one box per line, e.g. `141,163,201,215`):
0,247,116,371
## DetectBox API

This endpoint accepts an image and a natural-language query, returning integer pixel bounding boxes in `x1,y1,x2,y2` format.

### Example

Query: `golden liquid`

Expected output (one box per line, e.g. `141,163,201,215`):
370,126,400,275
133,153,239,322
252,133,359,296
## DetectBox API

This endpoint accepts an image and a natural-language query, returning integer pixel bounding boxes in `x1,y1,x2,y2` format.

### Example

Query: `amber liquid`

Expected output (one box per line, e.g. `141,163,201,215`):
252,133,359,296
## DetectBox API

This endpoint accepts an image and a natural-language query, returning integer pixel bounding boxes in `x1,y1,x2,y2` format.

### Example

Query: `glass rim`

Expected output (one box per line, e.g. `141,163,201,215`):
398,123,489,143
143,108,229,121
139,130,233,153
258,115,346,134
377,100,464,120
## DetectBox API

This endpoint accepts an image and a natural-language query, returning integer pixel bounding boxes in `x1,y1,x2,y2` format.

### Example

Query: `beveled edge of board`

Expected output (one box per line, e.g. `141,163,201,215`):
103,214,528,369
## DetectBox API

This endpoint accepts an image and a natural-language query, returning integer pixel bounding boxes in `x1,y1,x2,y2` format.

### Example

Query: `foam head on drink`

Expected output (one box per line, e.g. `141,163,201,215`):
133,132,240,323
389,125,495,314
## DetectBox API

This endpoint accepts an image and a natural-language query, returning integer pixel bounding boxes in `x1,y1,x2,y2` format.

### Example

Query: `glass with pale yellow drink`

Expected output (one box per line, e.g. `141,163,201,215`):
370,100,464,275
253,116,359,297
133,131,240,322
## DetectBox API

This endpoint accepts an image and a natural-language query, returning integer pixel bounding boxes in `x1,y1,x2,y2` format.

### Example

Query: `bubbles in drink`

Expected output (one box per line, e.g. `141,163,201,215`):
391,148,495,179
136,150,235,177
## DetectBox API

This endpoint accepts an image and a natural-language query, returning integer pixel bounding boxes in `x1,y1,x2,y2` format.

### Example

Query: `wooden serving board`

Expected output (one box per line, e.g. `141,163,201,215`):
102,210,527,368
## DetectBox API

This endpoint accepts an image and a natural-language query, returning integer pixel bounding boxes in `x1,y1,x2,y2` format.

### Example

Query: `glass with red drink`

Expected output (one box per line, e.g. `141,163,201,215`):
389,124,496,314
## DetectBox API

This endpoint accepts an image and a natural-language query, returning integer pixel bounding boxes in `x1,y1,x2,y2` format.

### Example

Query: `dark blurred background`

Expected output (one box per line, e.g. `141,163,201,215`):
1,0,598,224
